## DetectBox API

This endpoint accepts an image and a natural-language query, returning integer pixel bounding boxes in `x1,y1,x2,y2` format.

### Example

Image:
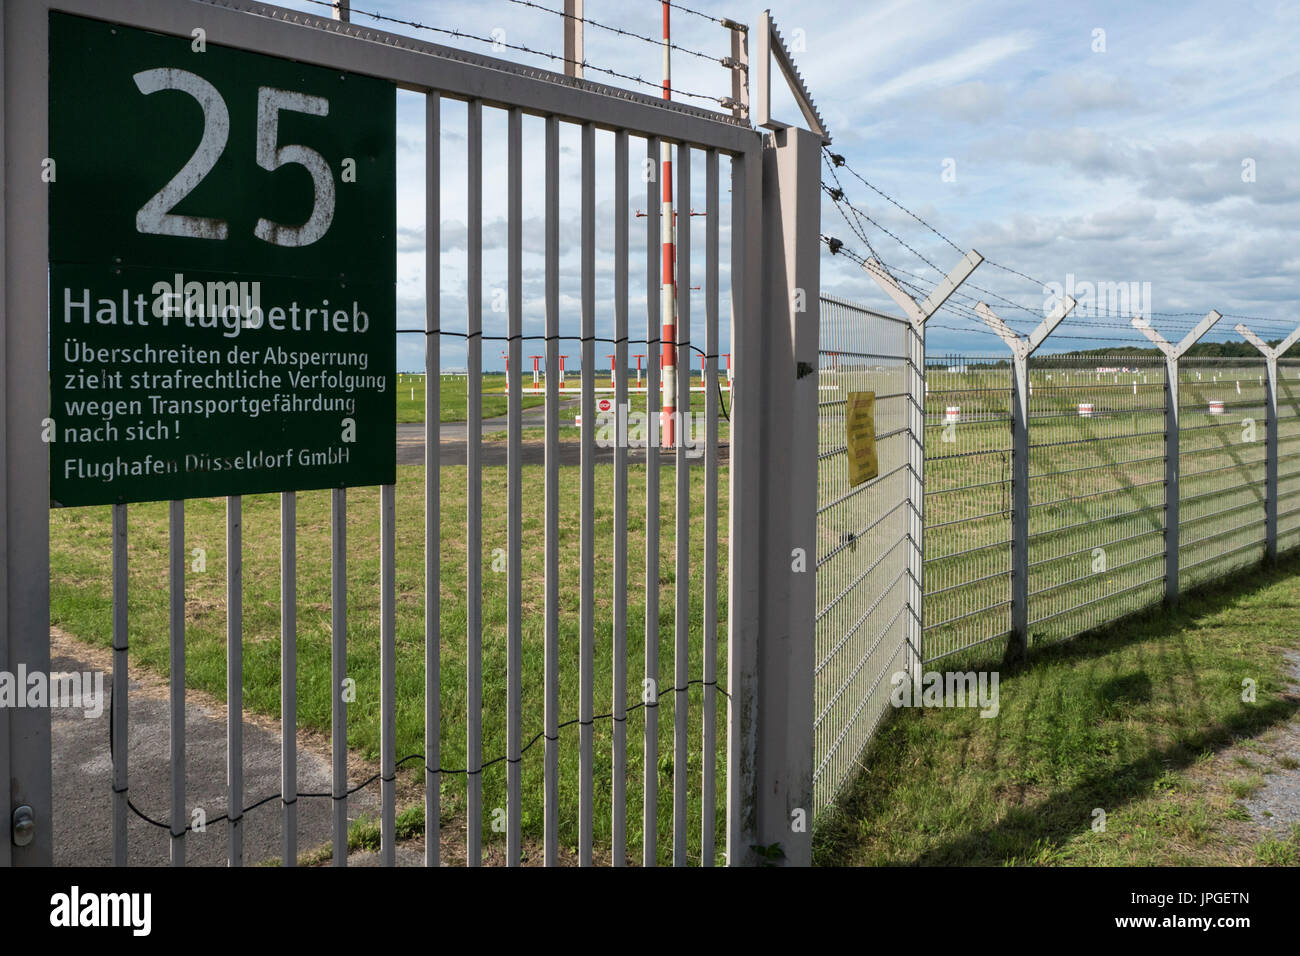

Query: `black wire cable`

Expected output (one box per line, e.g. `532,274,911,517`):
111,673,728,834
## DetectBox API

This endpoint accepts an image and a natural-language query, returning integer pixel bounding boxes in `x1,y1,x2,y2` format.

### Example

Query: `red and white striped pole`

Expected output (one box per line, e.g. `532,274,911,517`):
530,354,542,389
633,353,645,386
607,353,618,389
558,354,567,390
660,0,677,449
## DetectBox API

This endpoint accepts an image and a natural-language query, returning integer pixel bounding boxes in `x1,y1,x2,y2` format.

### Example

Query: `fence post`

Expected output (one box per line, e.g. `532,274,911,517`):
864,251,983,683
1132,312,1223,604
736,124,821,866
562,0,583,79
974,298,1076,660
1234,322,1300,563
3,0,53,865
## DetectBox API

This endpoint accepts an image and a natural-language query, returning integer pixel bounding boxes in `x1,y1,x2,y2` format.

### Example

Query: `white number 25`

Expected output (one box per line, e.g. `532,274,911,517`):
132,68,336,248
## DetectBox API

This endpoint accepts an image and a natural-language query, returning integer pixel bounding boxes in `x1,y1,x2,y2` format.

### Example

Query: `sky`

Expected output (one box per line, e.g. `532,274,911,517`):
270,0,1300,368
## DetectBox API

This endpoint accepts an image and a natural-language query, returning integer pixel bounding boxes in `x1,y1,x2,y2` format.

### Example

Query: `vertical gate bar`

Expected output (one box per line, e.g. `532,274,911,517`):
701,148,719,866
169,499,185,866
727,145,760,867
543,114,561,867
380,483,396,866
673,144,691,866
1009,354,1029,659
611,128,629,866
425,90,442,868
0,0,8,871
579,119,596,867
331,487,347,866
506,105,524,867
1165,356,1180,605
1266,355,1279,562
466,97,484,868
112,503,128,867
906,321,925,681
280,492,297,866
643,133,662,867
227,496,243,866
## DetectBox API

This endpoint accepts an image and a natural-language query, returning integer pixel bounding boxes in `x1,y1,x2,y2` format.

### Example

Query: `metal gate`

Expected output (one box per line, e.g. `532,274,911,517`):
3,0,827,866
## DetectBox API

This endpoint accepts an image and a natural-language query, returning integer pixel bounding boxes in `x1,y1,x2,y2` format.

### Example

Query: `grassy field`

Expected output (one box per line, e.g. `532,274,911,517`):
483,385,732,445
812,550,1300,865
49,463,728,865
395,372,730,441
396,372,547,424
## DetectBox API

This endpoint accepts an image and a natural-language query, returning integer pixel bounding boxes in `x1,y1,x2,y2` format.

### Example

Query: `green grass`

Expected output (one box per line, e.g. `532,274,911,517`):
396,372,547,424
811,551,1300,865
50,462,727,865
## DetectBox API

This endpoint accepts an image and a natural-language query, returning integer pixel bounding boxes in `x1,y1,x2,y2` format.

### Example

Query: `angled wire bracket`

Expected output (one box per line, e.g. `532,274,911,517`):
976,295,1077,360
862,251,983,330
1236,320,1300,360
753,10,829,142
1131,311,1223,359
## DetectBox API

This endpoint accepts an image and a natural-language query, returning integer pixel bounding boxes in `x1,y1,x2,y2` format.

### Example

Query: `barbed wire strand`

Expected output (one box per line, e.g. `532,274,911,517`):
821,148,1294,331
507,0,723,63
296,0,727,105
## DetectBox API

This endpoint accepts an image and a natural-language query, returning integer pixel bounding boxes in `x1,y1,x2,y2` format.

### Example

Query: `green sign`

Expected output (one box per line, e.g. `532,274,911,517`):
49,12,396,506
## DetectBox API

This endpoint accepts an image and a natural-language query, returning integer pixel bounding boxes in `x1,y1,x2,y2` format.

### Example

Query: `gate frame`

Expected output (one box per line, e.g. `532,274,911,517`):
4,0,827,867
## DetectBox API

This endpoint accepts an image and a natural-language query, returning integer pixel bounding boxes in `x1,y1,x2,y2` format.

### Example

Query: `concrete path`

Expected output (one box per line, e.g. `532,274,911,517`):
50,628,376,867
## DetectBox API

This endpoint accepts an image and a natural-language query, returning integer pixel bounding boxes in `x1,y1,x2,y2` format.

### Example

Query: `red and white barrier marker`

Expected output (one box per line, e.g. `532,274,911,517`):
1078,403,1094,417
945,406,960,423
659,0,676,449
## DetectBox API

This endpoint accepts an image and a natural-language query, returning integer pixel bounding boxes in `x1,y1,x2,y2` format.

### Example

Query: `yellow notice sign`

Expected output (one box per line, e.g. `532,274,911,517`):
846,391,879,488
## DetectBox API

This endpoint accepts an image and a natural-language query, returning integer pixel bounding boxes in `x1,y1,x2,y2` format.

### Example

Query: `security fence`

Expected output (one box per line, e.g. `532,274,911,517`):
1027,354,1168,643
813,297,912,813
1280,360,1300,552
922,350,1300,664
1177,356,1270,591
814,306,1300,818
923,356,1013,662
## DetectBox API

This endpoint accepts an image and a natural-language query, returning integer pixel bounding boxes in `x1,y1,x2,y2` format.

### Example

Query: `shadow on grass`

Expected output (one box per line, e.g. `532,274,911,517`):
814,550,1300,866
910,698,1296,866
